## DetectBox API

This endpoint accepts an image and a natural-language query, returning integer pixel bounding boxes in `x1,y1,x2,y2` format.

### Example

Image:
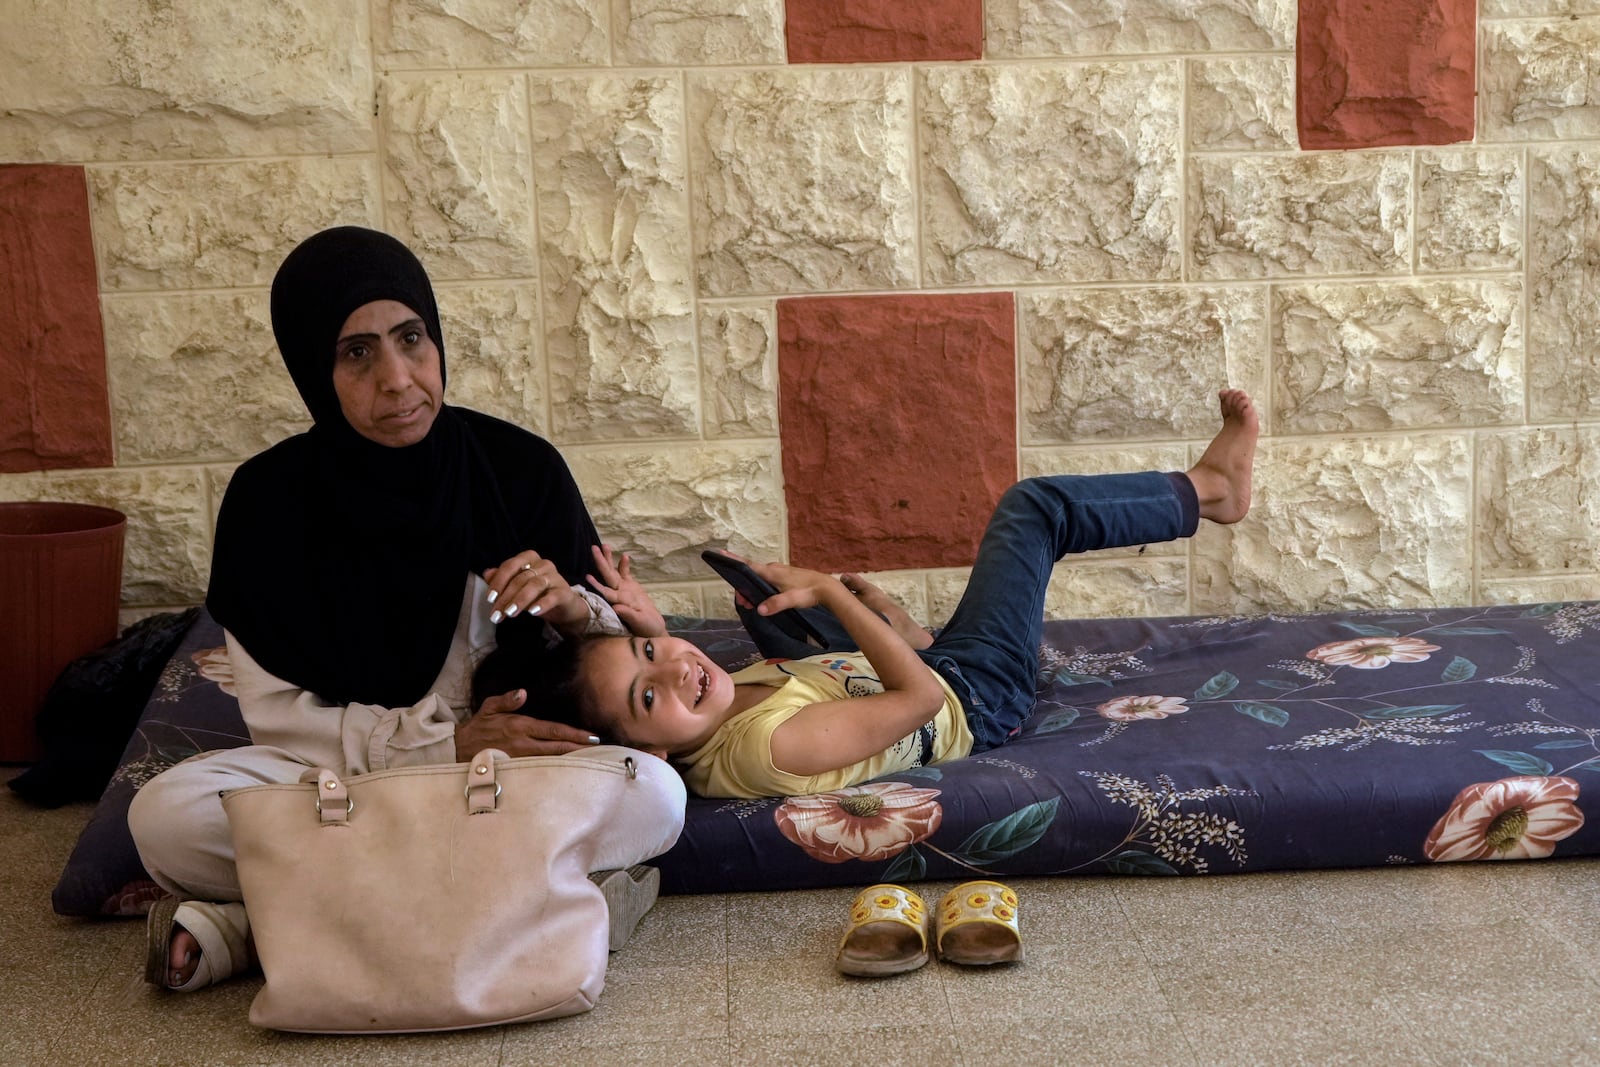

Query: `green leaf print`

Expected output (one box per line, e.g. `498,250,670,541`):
1474,750,1554,776
1430,628,1510,636
1103,850,1179,876
880,846,926,883
1045,671,1114,688
1363,704,1463,721
1441,656,1477,683
1194,671,1239,700
1520,603,1564,617
1033,708,1081,734
1256,678,1299,690
953,798,1060,864
1234,702,1289,727
1337,623,1399,637
1534,740,1591,750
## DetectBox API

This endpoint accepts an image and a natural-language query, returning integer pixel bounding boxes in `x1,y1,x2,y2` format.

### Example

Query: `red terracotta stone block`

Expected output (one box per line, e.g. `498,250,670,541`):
1298,0,1476,149
0,165,113,473
786,0,983,64
778,292,1016,572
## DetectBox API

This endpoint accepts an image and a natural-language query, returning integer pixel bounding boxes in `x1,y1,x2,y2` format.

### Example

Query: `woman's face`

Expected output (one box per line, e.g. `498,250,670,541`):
332,300,444,448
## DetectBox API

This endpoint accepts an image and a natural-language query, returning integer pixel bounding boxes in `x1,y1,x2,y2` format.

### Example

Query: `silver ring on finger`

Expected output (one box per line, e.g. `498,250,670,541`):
518,562,534,573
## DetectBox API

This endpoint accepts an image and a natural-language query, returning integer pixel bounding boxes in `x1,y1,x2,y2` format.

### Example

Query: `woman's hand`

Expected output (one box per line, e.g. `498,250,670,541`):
586,544,667,637
483,551,587,628
455,688,599,760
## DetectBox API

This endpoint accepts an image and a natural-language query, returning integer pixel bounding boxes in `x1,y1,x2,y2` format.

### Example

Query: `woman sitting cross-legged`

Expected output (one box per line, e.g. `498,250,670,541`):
129,227,677,992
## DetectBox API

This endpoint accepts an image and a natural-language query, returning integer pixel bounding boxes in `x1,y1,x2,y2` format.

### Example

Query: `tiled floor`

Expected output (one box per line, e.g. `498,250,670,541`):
4,772,1599,1066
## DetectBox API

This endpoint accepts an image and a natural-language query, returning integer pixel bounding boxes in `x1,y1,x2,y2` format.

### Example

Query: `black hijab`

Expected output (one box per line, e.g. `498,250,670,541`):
207,226,598,709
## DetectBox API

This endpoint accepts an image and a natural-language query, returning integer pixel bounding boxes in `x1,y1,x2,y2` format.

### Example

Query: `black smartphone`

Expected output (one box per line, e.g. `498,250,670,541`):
700,550,826,648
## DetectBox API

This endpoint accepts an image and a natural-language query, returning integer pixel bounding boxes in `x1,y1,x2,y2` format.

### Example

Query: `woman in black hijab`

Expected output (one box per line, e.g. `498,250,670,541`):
129,227,668,991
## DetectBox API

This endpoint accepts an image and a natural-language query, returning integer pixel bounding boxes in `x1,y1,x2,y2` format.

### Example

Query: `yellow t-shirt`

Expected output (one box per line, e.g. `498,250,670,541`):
677,653,974,799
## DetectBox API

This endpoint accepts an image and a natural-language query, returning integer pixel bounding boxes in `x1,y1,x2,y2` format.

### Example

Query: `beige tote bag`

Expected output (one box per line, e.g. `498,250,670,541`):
223,746,686,1033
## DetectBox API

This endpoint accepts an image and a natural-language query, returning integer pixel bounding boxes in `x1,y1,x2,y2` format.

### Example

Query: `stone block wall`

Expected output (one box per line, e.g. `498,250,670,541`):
1,1,1597,626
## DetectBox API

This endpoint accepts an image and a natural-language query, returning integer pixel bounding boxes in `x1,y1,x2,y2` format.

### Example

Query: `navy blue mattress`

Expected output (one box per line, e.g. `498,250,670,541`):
53,602,1600,915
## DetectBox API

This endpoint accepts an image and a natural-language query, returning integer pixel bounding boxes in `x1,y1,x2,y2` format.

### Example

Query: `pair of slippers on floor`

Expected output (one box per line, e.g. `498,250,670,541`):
144,866,661,991
835,880,1023,977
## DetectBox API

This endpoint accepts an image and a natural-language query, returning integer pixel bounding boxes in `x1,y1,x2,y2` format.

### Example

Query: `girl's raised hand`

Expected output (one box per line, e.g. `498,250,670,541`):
587,544,667,637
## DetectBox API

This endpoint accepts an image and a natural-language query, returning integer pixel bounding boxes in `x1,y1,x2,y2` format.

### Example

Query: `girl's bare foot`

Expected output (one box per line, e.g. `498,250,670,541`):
1188,389,1258,525
840,573,933,649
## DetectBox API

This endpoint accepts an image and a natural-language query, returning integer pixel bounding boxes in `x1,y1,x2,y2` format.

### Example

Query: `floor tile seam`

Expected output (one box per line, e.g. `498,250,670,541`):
1111,888,1189,1021
1167,1002,1452,1067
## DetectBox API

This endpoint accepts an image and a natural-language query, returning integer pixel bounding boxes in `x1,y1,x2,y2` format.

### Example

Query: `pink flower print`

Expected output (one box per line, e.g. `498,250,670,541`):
1305,636,1441,670
1096,695,1191,722
775,782,943,864
1424,776,1586,861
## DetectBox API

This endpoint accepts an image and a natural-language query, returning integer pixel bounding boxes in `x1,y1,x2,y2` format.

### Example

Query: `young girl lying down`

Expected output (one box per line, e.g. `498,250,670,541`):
475,391,1257,799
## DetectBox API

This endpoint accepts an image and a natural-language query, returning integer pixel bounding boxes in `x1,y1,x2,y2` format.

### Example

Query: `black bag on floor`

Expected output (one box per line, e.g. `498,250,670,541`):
8,607,199,807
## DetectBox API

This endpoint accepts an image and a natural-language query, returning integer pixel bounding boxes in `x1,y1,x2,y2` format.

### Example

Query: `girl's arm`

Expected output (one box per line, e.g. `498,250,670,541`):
751,562,947,777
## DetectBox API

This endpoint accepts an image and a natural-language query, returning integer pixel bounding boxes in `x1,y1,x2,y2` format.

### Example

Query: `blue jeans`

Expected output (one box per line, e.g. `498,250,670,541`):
741,471,1198,750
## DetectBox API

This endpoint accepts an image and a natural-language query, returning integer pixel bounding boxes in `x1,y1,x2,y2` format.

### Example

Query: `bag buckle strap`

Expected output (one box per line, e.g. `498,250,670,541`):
311,768,351,825
465,749,503,814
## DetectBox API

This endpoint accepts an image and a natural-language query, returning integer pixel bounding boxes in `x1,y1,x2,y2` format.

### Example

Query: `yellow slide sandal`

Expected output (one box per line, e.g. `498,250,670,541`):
935,880,1023,966
835,884,931,977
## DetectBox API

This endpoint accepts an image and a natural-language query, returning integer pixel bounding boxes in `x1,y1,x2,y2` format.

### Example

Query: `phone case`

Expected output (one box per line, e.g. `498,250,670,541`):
700,550,826,647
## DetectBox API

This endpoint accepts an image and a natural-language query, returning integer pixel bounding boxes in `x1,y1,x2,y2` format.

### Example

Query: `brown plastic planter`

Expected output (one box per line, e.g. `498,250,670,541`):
0,502,126,763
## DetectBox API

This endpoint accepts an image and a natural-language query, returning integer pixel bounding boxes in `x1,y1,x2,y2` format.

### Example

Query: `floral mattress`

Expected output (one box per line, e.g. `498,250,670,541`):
52,602,1600,916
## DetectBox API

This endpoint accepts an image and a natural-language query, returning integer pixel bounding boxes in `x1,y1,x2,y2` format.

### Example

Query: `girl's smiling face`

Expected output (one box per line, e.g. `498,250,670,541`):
579,635,739,757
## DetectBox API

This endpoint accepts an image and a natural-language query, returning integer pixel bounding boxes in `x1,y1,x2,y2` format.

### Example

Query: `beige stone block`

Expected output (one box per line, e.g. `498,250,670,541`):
532,74,697,443
1189,57,1297,152
1476,428,1600,577
648,584,708,619
1020,287,1267,444
89,159,381,292
1272,281,1524,435
1021,445,1194,558
1481,19,1600,142
0,4,371,162
856,571,932,630
1483,2,1600,14
1528,149,1600,419
700,303,778,439
689,68,916,296
204,466,235,529
1416,151,1524,273
613,0,785,65
102,292,308,466
1045,559,1190,620
987,0,1293,57
920,64,1181,285
1195,436,1473,613
376,0,607,67
434,284,545,436
926,560,1188,623
566,443,784,581
14,468,214,607
1480,576,1600,605
1190,154,1412,279
381,75,538,281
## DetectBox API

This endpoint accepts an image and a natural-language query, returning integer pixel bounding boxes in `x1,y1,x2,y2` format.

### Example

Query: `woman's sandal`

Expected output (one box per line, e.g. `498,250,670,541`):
835,884,931,977
935,880,1023,966
144,898,253,991
590,865,660,952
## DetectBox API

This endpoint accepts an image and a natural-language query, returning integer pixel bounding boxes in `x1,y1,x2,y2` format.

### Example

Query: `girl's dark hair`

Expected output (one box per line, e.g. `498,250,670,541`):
471,636,598,733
